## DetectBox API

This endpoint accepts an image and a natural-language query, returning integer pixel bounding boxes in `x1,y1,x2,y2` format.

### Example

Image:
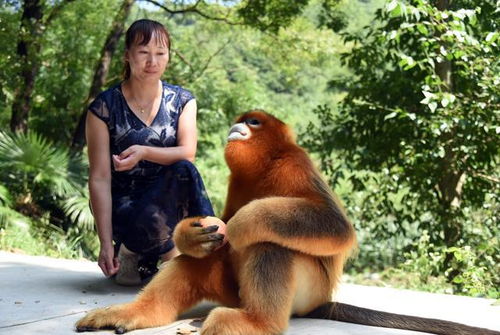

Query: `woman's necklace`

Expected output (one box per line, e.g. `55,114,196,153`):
134,99,150,114
132,94,154,114
130,82,161,114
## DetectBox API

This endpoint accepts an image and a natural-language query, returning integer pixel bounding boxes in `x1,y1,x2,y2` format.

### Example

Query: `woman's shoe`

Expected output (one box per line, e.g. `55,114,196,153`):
115,244,141,286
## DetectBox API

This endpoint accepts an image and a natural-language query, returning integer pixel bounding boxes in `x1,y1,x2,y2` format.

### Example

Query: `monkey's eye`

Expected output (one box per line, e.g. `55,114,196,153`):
245,118,261,127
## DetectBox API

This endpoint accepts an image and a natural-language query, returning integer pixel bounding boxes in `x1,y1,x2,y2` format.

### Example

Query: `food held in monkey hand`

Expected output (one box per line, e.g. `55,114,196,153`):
199,216,228,248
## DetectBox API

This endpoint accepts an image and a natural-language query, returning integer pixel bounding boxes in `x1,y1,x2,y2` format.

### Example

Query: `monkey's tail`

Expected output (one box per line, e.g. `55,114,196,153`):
304,302,500,335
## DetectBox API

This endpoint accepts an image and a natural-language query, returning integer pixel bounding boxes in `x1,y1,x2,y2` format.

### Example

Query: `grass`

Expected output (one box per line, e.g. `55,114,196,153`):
0,224,94,260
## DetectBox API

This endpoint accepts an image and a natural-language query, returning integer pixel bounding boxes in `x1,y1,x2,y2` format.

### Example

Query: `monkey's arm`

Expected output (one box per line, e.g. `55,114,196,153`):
173,217,225,258
225,197,356,256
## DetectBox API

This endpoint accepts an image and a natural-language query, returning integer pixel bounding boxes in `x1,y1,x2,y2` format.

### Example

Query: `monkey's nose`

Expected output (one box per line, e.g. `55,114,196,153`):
227,123,251,141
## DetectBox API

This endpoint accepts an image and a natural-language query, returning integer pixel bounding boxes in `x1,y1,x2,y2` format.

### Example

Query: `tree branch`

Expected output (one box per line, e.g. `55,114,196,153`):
140,0,242,25
473,172,500,185
172,39,232,81
195,39,231,79
171,49,195,72
43,0,77,26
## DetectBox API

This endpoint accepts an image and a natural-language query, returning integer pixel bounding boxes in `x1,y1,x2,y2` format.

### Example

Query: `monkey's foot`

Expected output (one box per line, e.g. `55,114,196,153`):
201,307,283,335
75,303,167,334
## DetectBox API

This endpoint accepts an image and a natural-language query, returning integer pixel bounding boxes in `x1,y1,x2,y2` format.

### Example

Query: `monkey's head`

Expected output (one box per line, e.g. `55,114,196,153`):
224,110,296,176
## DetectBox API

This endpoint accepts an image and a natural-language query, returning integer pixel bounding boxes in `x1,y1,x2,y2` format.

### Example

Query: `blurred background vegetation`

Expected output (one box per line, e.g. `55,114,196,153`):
0,0,498,299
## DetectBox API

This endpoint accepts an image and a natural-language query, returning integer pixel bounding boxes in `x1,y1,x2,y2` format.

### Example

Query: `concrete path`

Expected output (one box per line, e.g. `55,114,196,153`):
1,251,499,335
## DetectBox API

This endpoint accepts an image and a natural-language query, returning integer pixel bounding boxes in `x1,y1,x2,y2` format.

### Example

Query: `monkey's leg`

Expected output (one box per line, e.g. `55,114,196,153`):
226,197,356,256
76,254,232,333
201,243,296,335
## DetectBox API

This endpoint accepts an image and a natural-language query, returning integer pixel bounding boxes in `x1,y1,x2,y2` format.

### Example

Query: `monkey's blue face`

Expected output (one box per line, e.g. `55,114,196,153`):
227,122,250,142
227,115,264,142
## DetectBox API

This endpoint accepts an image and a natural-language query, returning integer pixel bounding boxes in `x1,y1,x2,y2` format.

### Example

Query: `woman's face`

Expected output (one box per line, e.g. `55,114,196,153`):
125,32,169,82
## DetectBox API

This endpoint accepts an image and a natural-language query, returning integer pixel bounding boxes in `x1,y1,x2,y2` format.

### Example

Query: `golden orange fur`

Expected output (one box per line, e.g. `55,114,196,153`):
75,110,356,335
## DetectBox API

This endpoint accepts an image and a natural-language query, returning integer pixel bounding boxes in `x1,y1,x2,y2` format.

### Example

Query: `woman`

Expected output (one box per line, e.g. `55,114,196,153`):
86,19,214,285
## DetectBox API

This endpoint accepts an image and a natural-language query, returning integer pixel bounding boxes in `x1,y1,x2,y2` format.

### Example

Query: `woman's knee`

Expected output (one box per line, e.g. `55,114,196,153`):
169,159,200,179
170,159,195,170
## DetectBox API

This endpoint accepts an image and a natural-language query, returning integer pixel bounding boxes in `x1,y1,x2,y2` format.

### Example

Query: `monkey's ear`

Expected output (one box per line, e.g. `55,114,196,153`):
283,125,297,143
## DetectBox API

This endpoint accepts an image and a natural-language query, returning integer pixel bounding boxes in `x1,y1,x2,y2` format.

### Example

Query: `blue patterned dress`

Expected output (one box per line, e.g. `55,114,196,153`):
88,81,214,257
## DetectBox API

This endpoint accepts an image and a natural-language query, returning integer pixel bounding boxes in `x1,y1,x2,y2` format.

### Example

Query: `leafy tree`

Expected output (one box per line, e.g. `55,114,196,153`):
71,0,135,149
9,0,76,133
237,0,310,32
0,3,20,126
304,0,499,294
2,0,124,143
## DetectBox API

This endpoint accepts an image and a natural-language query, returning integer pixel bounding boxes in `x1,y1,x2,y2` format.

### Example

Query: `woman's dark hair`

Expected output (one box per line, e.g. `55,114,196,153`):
123,19,171,80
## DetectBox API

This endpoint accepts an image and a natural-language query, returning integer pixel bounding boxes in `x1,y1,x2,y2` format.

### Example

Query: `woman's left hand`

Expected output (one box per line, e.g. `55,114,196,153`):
113,145,146,171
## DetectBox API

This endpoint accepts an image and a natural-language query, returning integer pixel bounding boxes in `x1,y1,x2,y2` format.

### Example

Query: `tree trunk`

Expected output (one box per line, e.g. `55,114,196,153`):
71,0,135,150
434,0,460,234
10,0,44,133
437,146,465,244
434,0,465,283
435,0,452,91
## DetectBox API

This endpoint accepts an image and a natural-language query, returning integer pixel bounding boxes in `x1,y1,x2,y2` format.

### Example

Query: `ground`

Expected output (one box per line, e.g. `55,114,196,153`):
1,251,499,335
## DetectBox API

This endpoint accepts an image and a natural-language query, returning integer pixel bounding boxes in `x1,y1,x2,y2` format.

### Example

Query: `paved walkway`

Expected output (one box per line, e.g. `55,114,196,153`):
1,251,499,335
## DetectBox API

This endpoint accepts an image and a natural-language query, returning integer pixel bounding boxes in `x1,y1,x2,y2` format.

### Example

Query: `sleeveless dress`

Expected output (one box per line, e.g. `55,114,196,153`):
88,81,214,257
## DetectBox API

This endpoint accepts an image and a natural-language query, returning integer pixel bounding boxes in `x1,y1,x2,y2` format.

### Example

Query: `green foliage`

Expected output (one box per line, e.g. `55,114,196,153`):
317,0,348,32
0,190,32,231
399,221,498,298
346,200,499,298
31,0,122,143
62,191,94,233
0,131,83,198
0,130,96,258
0,184,12,207
237,0,310,32
303,0,499,295
0,2,20,125
0,219,95,260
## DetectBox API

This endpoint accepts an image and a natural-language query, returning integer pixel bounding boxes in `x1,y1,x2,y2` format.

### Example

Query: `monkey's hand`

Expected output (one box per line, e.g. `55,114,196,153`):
173,217,226,258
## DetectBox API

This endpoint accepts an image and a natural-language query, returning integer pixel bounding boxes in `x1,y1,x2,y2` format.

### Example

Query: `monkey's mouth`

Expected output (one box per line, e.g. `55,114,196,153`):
227,123,250,142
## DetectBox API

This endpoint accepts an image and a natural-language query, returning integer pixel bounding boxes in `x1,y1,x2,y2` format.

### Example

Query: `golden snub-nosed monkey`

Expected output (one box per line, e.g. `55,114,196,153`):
76,110,500,335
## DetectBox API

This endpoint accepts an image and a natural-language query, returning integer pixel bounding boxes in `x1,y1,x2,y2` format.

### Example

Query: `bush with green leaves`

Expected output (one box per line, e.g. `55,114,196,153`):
0,131,97,259
303,0,499,296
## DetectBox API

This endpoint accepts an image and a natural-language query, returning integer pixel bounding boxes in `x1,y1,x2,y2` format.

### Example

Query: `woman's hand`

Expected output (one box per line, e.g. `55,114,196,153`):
113,145,146,171
98,242,120,277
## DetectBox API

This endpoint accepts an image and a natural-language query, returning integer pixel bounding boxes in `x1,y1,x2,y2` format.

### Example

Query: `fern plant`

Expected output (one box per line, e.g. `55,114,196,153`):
0,131,84,199
0,130,97,258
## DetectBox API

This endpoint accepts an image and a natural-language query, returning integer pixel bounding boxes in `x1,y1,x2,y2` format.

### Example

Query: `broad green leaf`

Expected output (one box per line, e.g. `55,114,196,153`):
485,32,498,43
441,97,449,107
388,30,398,40
386,0,398,13
388,2,402,17
428,102,438,112
416,23,428,35
384,112,398,120
438,146,445,158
